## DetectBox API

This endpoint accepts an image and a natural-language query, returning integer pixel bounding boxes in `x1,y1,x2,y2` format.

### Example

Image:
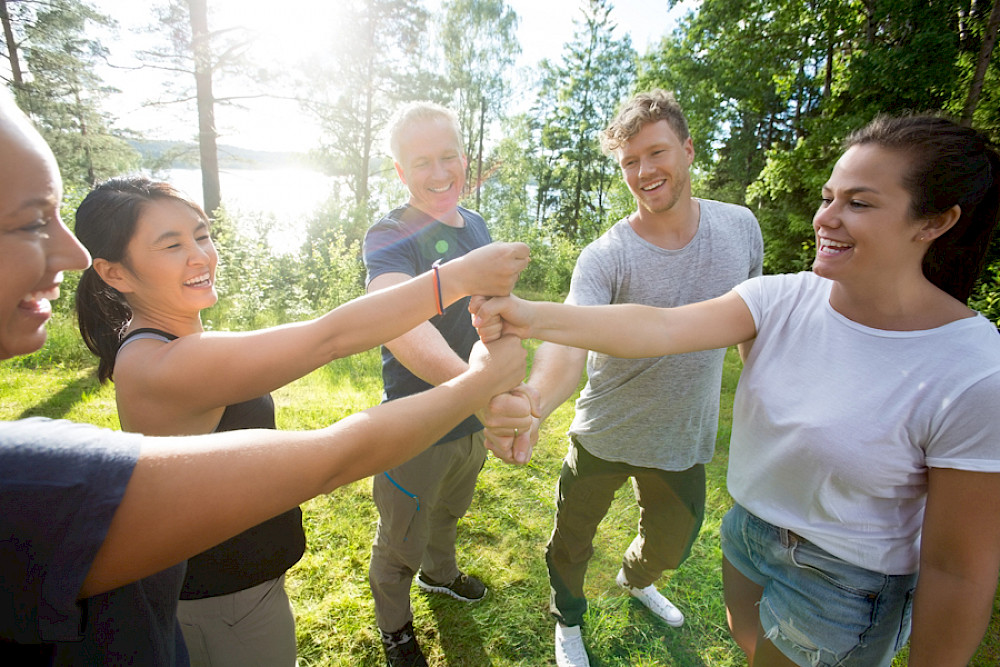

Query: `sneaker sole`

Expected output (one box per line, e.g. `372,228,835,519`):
415,579,486,602
617,580,684,627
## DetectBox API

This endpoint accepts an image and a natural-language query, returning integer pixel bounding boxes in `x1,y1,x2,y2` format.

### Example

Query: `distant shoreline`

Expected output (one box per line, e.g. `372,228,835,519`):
129,138,324,172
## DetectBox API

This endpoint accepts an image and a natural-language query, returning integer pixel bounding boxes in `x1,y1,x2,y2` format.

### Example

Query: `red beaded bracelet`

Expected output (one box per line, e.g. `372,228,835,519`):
431,259,444,315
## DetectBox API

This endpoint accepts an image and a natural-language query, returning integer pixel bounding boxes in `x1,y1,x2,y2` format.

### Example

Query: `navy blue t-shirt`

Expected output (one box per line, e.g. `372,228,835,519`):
363,204,492,444
0,418,188,665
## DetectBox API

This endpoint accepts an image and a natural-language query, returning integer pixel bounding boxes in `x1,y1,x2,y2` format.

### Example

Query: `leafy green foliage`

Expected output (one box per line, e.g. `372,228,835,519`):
530,0,636,245
6,0,139,188
440,0,520,208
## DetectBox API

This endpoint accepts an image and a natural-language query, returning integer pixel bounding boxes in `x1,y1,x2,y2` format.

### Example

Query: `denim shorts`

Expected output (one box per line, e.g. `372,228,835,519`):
720,503,917,667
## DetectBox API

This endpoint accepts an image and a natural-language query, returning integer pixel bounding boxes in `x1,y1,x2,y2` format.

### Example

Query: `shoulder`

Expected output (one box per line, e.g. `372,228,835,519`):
363,206,424,263
0,418,140,480
457,207,491,240
365,206,413,238
699,198,754,217
734,271,827,314
699,198,761,231
582,218,631,255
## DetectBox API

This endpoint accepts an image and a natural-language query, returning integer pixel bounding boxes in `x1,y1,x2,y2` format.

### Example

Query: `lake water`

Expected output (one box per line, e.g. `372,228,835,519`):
165,167,338,254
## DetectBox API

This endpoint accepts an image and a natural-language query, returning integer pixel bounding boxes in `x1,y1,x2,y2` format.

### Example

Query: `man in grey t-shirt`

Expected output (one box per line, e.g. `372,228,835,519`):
485,90,763,667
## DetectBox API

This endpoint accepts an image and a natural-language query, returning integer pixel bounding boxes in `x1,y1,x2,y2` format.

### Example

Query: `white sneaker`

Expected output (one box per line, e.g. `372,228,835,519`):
555,623,591,667
616,568,684,627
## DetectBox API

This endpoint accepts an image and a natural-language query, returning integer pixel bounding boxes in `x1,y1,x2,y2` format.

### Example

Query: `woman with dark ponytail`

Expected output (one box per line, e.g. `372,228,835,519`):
75,180,193,383
471,113,1000,667
72,176,531,666
1,89,529,666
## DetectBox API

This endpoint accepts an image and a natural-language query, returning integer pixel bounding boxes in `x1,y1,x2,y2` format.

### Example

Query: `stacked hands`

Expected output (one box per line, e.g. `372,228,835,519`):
470,293,542,466
444,241,541,465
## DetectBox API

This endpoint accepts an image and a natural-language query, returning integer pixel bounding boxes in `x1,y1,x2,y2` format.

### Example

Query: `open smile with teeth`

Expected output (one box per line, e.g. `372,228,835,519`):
818,238,853,255
641,179,666,192
20,286,59,311
184,273,212,287
429,183,453,193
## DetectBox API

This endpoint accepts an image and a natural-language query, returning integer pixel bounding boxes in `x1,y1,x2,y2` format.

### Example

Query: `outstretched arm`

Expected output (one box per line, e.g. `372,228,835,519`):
908,467,1000,666
481,342,585,465
80,335,528,599
115,242,529,421
471,290,757,357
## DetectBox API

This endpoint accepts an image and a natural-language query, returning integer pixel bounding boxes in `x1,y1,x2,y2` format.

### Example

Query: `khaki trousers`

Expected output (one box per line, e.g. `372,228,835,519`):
177,574,297,667
369,431,486,633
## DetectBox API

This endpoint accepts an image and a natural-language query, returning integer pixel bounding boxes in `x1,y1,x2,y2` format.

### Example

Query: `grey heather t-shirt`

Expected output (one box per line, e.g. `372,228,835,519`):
567,198,763,470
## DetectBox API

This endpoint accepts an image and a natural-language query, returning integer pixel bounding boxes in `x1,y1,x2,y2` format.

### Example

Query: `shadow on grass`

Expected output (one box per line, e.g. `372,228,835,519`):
424,594,490,666
17,373,97,420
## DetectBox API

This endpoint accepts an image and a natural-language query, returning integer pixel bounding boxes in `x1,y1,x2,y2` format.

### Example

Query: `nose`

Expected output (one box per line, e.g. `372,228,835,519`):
813,201,840,230
50,216,91,272
637,156,652,178
188,239,216,266
432,158,450,180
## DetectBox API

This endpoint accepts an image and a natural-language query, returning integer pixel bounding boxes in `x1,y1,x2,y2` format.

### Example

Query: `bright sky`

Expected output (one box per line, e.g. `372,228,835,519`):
93,0,692,152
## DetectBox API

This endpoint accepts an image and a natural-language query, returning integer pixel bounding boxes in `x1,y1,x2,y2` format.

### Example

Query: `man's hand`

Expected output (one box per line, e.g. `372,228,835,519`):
469,294,534,343
448,242,530,298
478,384,541,465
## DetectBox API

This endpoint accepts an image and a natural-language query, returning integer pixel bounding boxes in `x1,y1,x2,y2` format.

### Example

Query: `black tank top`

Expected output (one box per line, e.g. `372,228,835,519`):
118,328,306,598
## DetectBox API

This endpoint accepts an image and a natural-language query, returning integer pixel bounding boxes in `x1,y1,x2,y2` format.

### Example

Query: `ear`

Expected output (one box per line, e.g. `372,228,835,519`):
92,258,135,294
917,204,961,242
683,137,695,167
394,161,407,185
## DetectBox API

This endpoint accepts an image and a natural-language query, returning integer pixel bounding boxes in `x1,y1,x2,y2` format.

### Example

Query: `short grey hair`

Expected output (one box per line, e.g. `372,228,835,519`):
387,101,464,161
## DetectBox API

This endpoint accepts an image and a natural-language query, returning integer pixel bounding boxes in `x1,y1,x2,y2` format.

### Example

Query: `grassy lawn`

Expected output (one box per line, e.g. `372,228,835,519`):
2,327,998,666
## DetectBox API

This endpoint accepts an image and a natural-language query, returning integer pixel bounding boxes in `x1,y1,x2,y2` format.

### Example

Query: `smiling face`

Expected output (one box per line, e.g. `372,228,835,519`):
106,198,219,323
393,116,468,223
617,119,694,217
812,144,925,284
0,112,90,359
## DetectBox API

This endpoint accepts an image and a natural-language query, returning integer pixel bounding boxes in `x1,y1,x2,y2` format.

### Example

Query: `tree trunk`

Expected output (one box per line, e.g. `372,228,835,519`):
961,0,1000,126
188,0,221,217
1,0,23,85
475,96,485,210
74,88,96,185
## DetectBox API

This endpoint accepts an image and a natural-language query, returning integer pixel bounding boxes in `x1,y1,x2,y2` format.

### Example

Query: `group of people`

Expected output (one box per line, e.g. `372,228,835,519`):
1,79,998,667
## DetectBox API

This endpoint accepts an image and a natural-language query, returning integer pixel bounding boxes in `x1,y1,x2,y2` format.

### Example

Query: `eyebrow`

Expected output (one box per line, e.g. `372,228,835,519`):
151,221,209,246
822,185,882,196
8,195,58,216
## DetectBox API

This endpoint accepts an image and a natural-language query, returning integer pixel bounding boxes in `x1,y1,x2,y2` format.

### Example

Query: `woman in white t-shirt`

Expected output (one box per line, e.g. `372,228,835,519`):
471,113,1000,667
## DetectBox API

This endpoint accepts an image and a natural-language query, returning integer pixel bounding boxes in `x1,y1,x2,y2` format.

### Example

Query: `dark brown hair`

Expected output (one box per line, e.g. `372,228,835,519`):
74,177,208,383
845,114,1000,302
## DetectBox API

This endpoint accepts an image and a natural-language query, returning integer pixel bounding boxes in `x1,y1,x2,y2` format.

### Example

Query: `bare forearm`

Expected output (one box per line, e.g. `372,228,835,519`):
82,344,523,598
384,321,471,387
908,566,998,666
527,302,652,356
477,292,755,357
528,342,587,420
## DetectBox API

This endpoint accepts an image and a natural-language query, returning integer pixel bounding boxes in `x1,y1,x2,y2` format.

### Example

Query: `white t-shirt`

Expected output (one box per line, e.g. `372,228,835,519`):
730,272,1000,575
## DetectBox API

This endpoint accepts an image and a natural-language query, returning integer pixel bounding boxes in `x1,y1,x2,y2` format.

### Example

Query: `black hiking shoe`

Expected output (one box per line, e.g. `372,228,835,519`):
380,621,428,667
416,570,487,602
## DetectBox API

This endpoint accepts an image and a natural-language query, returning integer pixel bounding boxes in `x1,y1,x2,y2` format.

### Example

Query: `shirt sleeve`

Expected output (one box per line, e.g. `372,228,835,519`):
925,371,1000,472
746,211,765,279
566,244,614,307
363,219,418,285
0,418,140,643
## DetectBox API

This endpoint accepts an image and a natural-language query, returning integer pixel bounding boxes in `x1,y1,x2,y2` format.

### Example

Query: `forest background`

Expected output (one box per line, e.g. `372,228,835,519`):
2,0,1000,665
3,0,1000,327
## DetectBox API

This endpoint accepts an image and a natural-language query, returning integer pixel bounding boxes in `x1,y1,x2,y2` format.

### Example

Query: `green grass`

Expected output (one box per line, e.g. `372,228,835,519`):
2,333,998,666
